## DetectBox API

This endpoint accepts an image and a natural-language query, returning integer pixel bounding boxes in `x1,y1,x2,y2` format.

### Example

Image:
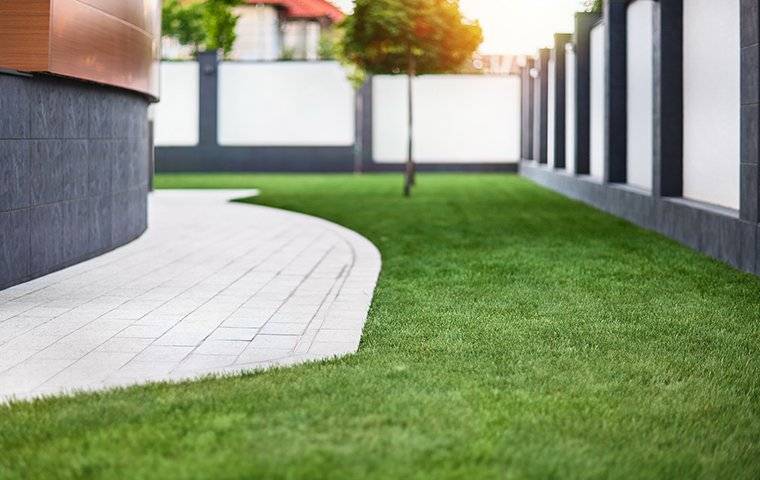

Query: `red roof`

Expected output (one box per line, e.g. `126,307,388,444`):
246,0,344,23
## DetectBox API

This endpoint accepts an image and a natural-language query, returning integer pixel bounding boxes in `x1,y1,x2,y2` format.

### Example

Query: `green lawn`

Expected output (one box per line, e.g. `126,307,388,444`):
2,173,759,479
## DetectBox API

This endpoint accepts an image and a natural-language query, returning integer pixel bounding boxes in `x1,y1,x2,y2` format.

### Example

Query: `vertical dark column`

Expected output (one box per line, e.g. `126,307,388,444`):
652,0,683,197
521,58,535,160
553,33,573,169
357,77,374,171
574,12,600,175
741,0,760,224
534,48,550,164
604,0,627,183
197,51,219,147
532,73,541,162
148,119,155,191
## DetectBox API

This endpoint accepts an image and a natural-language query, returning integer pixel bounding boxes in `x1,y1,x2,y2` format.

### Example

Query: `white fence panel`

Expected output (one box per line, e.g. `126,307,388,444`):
547,58,556,167
372,76,409,163
373,75,521,163
589,23,606,181
154,62,199,146
218,61,355,146
626,0,655,191
565,46,576,173
683,0,740,209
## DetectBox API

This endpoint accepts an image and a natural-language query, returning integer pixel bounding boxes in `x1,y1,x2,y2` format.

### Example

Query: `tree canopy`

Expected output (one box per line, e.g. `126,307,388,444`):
162,0,242,57
338,0,483,75
585,0,603,13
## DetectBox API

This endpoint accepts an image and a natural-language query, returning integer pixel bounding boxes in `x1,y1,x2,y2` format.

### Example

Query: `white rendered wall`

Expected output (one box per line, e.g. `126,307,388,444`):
589,23,606,181
626,0,654,191
283,21,321,60
232,6,280,61
154,62,199,146
217,62,355,146
372,76,408,162
683,0,741,209
372,75,521,163
565,46,576,173
547,58,556,167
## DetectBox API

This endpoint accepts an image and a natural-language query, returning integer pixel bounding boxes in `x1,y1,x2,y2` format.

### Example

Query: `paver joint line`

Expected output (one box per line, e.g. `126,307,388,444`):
0,190,381,402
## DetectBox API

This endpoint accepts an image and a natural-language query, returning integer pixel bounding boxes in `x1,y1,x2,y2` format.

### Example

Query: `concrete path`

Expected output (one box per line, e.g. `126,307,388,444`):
0,190,380,402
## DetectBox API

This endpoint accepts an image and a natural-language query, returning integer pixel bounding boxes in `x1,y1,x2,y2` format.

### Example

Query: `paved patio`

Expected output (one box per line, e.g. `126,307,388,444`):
0,190,380,402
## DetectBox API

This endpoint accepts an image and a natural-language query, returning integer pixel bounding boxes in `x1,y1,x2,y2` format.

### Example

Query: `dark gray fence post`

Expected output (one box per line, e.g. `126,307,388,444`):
604,0,627,183
148,119,155,191
534,48,550,164
197,50,219,148
521,58,535,160
652,0,683,198
552,33,573,169
740,0,760,273
357,76,373,171
573,12,601,175
741,0,760,225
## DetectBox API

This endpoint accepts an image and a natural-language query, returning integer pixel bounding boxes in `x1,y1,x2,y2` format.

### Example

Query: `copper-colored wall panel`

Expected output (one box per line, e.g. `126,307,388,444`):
77,0,160,36
0,0,159,98
49,0,159,97
0,0,51,71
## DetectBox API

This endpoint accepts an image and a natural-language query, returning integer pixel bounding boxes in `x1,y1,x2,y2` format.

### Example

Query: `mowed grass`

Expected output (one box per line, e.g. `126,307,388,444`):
2,173,759,479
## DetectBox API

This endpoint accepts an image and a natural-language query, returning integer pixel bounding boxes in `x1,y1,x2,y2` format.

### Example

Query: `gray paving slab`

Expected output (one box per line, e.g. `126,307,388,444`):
0,190,380,402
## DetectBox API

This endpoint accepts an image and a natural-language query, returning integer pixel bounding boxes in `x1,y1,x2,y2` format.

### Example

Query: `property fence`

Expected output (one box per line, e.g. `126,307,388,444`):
153,55,521,172
520,0,759,277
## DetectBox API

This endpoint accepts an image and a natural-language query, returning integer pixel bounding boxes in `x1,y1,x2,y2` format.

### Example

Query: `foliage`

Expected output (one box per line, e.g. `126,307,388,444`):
318,27,340,60
3,173,760,479
161,0,242,57
279,47,296,61
202,0,242,57
162,0,205,54
585,0,603,13
338,0,483,75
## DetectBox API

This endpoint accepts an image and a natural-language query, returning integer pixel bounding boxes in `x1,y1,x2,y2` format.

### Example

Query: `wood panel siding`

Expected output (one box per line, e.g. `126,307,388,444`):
0,0,160,98
76,0,160,36
0,0,51,71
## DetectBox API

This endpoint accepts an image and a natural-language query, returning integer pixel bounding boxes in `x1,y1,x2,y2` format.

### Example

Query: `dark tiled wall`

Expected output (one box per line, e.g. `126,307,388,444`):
0,73,149,290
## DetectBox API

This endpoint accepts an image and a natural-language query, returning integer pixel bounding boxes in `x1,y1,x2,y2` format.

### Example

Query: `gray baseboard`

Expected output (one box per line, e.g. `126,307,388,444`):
520,160,759,275
155,144,518,173
156,146,354,172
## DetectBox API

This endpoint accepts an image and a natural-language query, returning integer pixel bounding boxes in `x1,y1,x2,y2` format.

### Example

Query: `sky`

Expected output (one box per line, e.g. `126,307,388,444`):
331,0,586,55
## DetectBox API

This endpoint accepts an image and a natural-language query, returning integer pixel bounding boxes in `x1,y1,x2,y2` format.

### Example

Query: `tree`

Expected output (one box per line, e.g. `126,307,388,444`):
162,0,242,58
162,0,205,55
203,0,242,57
585,0,603,13
339,0,482,196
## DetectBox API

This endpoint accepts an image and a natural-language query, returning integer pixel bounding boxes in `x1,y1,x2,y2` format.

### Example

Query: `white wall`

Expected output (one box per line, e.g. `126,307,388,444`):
217,62,355,146
683,0,741,209
565,45,576,173
372,76,408,162
283,20,321,60
589,23,606,181
154,62,199,146
547,58,556,167
372,75,521,163
232,5,280,61
626,0,654,191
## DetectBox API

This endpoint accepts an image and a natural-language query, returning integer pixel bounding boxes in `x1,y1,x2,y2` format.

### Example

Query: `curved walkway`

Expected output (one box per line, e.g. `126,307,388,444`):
0,190,381,402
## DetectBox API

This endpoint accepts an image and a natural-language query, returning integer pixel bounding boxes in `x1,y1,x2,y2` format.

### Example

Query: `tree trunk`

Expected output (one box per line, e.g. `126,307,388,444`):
403,55,416,197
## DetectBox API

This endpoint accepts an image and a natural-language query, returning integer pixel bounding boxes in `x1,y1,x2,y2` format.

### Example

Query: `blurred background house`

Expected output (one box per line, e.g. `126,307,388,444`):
162,0,344,60
235,0,344,60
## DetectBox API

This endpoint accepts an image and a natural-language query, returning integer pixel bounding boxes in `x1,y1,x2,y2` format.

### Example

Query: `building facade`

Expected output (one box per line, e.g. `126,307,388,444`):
0,0,158,289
